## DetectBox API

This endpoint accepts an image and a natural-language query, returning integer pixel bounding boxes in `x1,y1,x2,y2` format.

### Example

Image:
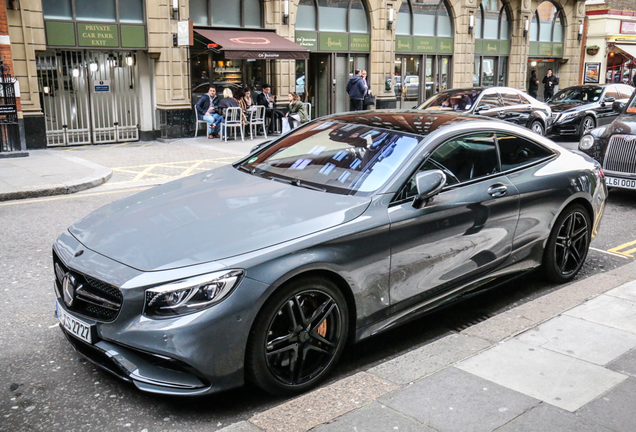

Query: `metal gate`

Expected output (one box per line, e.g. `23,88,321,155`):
36,51,140,146
0,62,20,153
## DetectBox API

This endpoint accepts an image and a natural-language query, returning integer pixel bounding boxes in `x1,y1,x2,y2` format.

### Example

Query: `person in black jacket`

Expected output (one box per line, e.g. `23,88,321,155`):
542,69,558,101
528,70,539,99
217,88,241,138
256,84,284,134
195,86,222,138
346,69,366,111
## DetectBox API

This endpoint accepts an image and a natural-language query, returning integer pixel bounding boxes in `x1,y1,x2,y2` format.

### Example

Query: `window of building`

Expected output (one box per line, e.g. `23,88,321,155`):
396,0,454,37
474,1,510,87
299,0,369,33
43,0,144,23
189,0,263,28
530,1,564,43
474,0,510,40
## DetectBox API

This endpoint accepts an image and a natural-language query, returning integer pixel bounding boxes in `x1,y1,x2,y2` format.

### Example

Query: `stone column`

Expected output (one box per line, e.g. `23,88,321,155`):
508,0,532,91
264,0,295,100
559,0,585,88
373,1,397,108
450,0,476,89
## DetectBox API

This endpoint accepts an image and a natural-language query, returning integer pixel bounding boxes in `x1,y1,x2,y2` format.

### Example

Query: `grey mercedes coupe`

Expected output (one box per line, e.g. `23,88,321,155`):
53,111,606,397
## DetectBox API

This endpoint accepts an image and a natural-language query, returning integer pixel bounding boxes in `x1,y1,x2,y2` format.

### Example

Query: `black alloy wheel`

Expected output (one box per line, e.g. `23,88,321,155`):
530,120,545,136
580,116,596,137
246,277,348,395
543,204,591,283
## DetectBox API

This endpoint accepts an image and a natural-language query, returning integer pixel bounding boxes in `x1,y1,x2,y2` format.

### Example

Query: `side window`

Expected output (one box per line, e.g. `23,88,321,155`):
500,91,522,106
497,133,554,171
478,93,502,109
617,85,635,99
604,86,620,100
397,133,499,201
519,94,531,104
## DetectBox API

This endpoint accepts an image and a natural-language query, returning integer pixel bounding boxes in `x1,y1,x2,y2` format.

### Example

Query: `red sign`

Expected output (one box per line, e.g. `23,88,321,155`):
621,21,636,34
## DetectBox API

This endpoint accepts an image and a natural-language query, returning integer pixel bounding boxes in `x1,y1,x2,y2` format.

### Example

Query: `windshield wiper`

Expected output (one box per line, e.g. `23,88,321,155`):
271,176,326,192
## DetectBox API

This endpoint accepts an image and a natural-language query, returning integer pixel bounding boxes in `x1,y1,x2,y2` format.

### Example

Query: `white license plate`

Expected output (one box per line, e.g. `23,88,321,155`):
56,301,93,344
606,177,636,190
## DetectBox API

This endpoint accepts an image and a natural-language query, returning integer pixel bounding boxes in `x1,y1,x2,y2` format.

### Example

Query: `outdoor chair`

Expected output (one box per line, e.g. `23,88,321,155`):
194,110,209,137
248,105,267,140
220,107,244,142
302,102,312,120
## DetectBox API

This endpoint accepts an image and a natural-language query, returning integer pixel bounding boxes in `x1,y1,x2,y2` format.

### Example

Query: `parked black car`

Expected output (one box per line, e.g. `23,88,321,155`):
579,91,636,191
417,87,552,135
549,84,635,139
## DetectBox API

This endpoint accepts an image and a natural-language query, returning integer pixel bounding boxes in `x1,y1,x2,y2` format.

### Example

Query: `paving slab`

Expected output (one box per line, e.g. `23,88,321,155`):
218,421,263,432
516,315,636,365
314,401,435,432
607,348,636,378
456,339,627,412
379,367,539,432
605,280,636,302
565,294,636,334
368,333,490,385
495,403,614,432
578,378,636,432
248,372,398,432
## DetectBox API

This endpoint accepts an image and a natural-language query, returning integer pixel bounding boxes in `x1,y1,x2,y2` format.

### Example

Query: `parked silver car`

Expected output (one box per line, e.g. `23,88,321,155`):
53,111,606,397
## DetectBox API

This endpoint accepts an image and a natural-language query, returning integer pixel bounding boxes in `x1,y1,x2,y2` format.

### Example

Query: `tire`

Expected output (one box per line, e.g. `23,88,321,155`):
543,204,591,283
530,120,545,136
580,116,596,138
246,276,349,395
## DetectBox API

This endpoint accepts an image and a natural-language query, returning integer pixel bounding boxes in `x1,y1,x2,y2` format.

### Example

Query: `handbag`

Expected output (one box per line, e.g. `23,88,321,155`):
363,94,376,106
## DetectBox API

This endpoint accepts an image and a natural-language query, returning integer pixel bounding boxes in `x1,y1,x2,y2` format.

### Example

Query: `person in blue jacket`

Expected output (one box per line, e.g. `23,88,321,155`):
195,86,222,138
346,69,367,111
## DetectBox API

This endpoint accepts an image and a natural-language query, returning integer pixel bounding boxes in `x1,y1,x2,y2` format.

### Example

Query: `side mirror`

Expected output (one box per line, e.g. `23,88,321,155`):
601,96,615,107
412,170,447,209
475,104,491,113
612,101,626,113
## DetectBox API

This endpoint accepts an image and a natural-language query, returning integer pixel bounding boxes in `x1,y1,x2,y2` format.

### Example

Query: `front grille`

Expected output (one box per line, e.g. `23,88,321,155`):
53,250,123,322
604,135,636,174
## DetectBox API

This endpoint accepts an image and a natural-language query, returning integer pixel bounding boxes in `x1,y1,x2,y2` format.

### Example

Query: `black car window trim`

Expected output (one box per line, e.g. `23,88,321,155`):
390,131,504,206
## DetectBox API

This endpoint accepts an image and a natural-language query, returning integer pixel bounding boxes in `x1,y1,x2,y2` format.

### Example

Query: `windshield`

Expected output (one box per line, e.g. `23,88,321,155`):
238,121,422,196
550,87,603,103
418,91,480,112
627,93,636,114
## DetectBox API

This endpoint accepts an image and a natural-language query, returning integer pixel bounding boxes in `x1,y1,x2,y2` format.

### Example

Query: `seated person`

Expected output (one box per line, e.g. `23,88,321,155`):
217,88,241,137
195,86,222,138
284,92,309,132
256,84,285,134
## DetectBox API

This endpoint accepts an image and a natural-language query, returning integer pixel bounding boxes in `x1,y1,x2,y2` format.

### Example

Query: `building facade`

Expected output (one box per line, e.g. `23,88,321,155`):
582,0,636,87
9,0,586,148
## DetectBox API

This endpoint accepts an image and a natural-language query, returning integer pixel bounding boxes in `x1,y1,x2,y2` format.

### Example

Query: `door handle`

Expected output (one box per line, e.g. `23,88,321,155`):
488,185,507,197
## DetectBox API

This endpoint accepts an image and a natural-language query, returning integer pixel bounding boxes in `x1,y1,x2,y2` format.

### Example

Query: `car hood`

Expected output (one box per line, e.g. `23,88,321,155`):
549,102,588,113
68,165,372,271
599,112,636,138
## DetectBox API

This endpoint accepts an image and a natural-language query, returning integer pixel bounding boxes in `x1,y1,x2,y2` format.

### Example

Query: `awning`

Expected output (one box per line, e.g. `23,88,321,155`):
615,44,636,60
194,29,309,60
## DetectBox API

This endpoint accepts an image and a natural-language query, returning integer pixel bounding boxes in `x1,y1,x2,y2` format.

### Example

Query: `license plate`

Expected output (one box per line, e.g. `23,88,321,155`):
606,177,636,190
56,301,93,344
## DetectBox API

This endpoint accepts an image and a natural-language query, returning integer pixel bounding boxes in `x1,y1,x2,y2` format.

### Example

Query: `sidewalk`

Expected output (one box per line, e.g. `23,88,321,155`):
221,263,636,432
0,136,268,201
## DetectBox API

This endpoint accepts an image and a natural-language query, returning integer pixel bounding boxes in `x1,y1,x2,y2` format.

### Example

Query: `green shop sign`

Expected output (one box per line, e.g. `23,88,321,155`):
295,31,318,51
350,34,370,52
437,38,453,54
539,42,552,56
45,21,146,49
395,36,412,53
319,33,348,51
414,37,436,53
552,43,563,57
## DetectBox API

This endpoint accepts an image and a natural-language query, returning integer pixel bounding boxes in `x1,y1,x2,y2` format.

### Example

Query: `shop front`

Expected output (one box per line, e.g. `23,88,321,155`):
473,0,510,88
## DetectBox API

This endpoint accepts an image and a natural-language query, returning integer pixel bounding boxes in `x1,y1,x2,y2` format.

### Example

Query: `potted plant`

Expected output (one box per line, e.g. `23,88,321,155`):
586,45,600,56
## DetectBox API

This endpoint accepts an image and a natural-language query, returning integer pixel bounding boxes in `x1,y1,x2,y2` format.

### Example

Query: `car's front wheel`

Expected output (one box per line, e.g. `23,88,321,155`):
246,276,349,395
580,116,596,138
530,120,545,136
543,204,591,283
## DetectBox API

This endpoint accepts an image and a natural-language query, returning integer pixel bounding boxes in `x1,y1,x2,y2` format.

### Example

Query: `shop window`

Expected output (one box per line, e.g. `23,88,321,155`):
119,0,144,23
297,0,317,31
318,0,348,32
396,1,412,35
396,0,454,37
475,1,510,40
350,0,369,33
190,0,263,28
43,0,72,20
76,0,117,22
531,2,564,43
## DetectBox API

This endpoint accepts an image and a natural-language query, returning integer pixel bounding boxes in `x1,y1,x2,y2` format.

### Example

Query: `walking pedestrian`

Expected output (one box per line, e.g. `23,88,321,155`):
346,69,366,111
542,69,558,101
529,70,539,99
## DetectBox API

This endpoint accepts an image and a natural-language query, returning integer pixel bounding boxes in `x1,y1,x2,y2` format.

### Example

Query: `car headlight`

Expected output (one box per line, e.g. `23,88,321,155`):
579,135,595,151
144,270,243,317
558,112,578,123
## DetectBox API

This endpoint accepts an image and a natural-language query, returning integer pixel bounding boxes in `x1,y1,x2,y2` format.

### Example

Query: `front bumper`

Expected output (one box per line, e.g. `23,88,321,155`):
550,117,582,136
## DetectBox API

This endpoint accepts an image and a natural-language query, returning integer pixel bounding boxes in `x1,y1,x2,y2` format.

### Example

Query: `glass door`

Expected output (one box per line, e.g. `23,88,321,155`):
335,54,349,113
437,56,450,93
395,56,421,109
425,57,435,100
310,53,331,118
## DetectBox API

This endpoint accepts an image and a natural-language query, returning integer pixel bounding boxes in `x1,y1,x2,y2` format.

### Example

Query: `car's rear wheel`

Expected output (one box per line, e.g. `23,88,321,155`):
580,116,596,138
246,276,348,395
530,120,544,136
543,204,591,283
